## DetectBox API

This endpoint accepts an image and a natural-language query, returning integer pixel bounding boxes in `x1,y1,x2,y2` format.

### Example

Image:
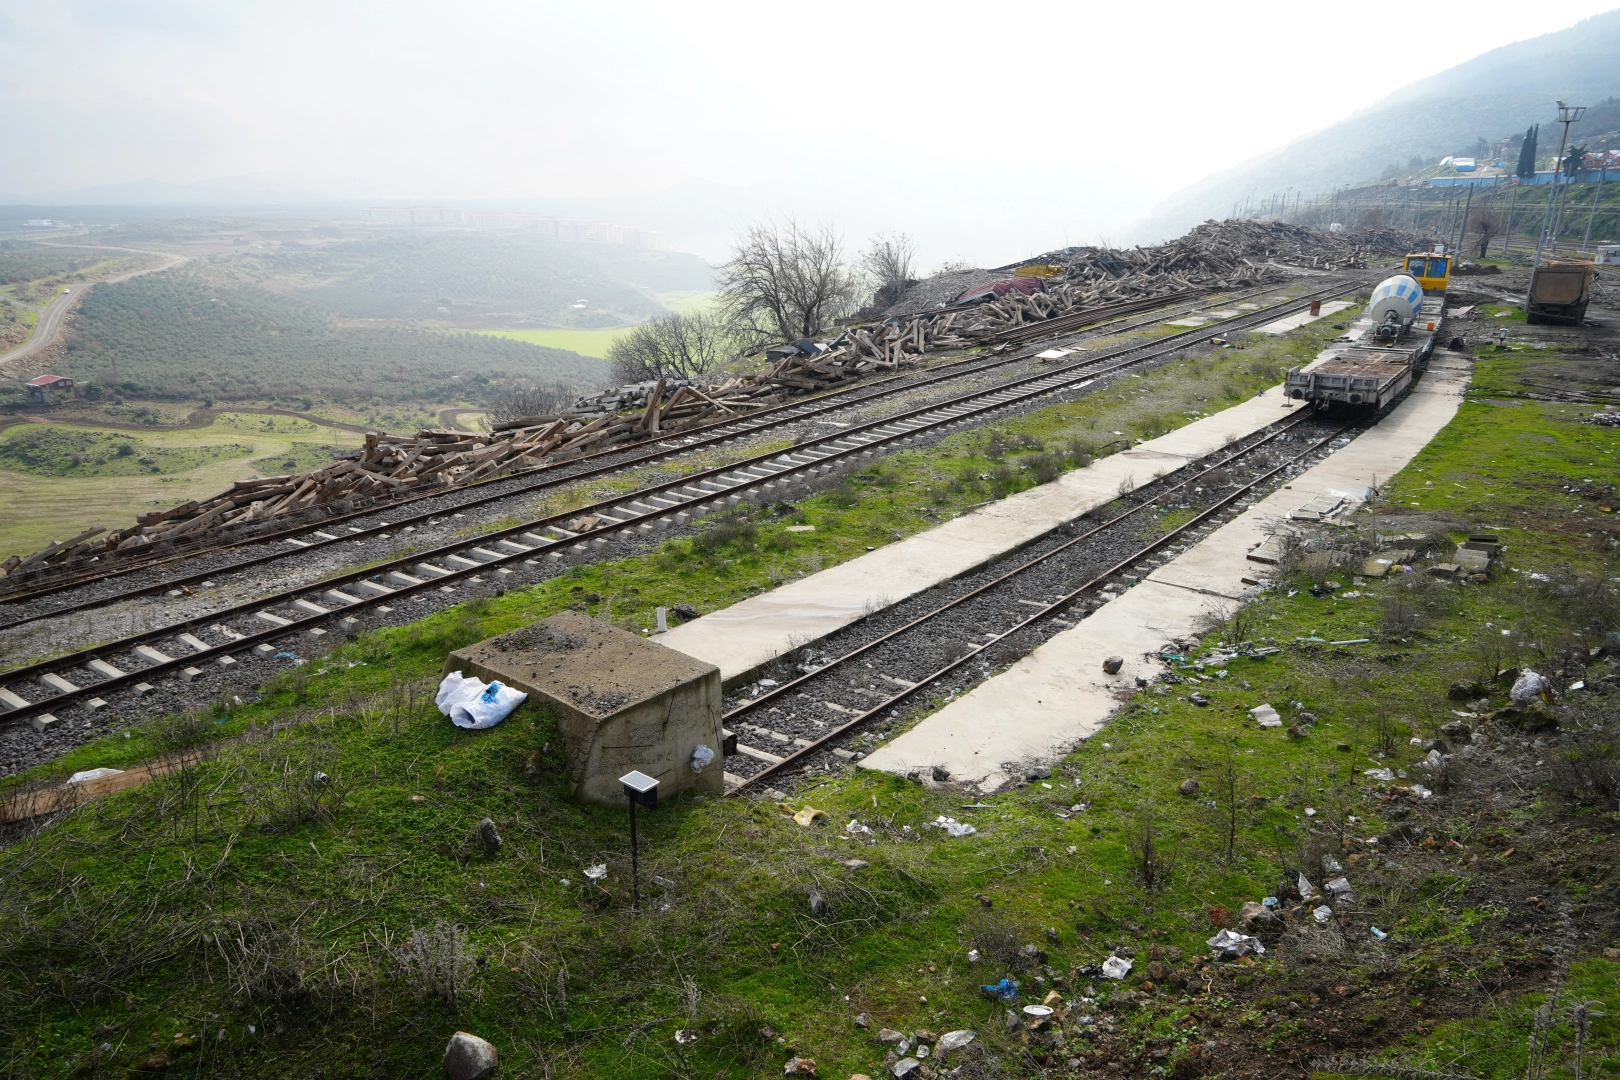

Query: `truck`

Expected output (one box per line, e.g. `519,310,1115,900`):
1527,261,1594,325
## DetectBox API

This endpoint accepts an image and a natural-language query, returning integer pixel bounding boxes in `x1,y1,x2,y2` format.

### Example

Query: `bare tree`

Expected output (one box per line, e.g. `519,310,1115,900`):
717,217,859,345
485,383,574,427
1124,802,1176,893
1468,204,1505,257
860,231,917,310
606,310,739,385
1208,744,1250,866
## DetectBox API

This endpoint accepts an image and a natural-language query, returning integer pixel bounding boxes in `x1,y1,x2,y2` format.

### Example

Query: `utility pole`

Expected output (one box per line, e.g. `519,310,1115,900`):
1581,181,1601,252
1528,101,1586,309
1502,186,1517,257
1452,182,1474,257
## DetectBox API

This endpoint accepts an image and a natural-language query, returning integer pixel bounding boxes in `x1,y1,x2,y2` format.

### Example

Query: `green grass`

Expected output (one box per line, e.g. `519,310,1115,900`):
249,440,351,475
477,327,635,359
1376,346,1618,567
0,413,366,560
1319,958,1620,1080
0,425,251,477
4,308,1615,1078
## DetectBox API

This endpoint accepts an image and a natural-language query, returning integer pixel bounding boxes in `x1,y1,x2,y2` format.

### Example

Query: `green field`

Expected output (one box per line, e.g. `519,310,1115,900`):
0,417,363,558
477,292,718,358
476,327,634,358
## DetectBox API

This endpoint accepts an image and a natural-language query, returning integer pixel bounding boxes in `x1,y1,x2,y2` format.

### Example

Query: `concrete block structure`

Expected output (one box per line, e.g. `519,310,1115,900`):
443,611,723,806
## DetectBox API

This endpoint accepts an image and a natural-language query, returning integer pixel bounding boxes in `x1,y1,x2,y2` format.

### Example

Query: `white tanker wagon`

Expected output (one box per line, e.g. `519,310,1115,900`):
1285,260,1448,410
1366,273,1424,343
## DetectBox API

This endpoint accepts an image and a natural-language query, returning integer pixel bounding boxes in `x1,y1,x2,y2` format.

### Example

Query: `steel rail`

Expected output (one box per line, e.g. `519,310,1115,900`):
0,287,1248,614
0,283,1358,730
725,416,1355,794
0,281,1343,633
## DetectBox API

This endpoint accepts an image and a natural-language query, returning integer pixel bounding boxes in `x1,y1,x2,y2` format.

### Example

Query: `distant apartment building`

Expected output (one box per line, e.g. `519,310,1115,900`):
537,217,660,249
362,206,469,225
362,206,659,248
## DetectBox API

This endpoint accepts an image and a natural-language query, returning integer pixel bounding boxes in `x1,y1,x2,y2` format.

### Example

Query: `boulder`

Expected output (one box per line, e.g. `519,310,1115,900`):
1102,656,1124,675
443,1032,498,1080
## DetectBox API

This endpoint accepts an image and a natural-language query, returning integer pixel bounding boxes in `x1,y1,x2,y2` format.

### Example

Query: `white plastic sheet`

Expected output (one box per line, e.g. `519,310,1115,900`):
436,671,528,730
1101,955,1133,979
930,815,977,837
67,767,123,784
1206,929,1266,957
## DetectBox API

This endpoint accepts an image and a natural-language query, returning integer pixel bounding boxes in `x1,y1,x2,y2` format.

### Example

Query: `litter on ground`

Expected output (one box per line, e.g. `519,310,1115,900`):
1207,929,1266,957
435,671,528,729
930,815,977,837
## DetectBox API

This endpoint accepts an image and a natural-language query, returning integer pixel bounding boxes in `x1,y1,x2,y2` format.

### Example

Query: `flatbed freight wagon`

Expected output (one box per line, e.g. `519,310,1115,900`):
1285,252,1447,409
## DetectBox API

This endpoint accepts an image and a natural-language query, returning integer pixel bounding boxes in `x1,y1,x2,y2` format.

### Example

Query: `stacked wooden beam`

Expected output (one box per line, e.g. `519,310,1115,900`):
3,353,927,575
945,220,1429,340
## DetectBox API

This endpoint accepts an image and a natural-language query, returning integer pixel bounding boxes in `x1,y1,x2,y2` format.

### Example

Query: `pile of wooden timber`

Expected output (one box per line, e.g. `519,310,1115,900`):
957,278,1217,338
1047,220,1426,291
951,220,1430,339
0,342,936,575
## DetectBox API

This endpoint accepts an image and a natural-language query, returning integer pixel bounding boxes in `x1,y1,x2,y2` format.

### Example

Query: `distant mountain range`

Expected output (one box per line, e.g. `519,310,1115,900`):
1132,10,1620,243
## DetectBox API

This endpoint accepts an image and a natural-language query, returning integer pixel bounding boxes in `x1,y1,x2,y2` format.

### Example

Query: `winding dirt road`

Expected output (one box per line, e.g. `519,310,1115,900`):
0,247,187,372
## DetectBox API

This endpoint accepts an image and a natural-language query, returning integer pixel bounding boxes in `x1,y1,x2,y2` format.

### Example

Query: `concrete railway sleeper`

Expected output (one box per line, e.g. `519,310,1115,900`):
720,413,1357,796
0,285,1279,614
0,282,1358,735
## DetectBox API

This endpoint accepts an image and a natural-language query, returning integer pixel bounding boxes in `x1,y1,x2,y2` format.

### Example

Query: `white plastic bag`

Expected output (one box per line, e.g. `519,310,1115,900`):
1101,955,1133,979
436,671,527,730
690,744,715,774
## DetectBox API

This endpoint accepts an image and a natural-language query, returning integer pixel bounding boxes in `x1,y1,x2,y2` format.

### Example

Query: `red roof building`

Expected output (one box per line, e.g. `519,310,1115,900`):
26,375,73,402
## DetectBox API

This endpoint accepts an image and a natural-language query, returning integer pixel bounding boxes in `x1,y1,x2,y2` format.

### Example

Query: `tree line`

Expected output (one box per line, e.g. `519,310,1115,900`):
56,272,606,405
604,221,920,386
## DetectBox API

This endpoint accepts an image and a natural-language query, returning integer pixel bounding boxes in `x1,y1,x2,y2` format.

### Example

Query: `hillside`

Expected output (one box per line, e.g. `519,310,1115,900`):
54,269,607,405
15,221,726,405
1134,10,1620,241
286,233,715,329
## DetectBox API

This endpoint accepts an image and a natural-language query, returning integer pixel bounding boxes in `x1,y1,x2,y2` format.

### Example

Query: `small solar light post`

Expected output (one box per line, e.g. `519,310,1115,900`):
620,770,659,911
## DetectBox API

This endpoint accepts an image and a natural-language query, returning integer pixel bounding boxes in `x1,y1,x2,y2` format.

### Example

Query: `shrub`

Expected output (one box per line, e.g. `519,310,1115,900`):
1026,452,1063,485
691,515,757,555
824,480,859,509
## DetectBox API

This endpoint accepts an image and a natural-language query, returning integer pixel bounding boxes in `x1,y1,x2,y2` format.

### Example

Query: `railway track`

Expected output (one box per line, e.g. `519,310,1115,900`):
718,410,1357,795
0,280,1360,740
0,285,1285,619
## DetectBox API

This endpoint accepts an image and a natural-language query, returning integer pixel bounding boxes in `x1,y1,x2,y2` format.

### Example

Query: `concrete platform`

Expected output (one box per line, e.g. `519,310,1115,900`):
1254,300,1355,335
662,386,1313,685
858,352,1473,794
445,611,723,805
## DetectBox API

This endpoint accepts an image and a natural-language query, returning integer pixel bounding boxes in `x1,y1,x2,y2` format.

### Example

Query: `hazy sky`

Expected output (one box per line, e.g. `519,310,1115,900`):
3,1,1618,264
